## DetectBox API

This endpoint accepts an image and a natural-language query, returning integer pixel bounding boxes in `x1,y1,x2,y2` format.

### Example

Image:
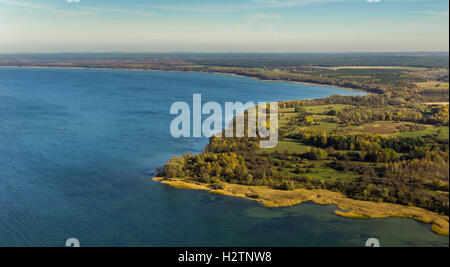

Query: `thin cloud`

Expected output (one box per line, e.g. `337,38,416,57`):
0,0,152,17
424,11,449,20
423,11,449,16
0,0,96,16
143,4,236,13
245,13,281,20
404,10,450,20
0,0,52,10
144,0,353,13
251,0,351,8
80,6,154,17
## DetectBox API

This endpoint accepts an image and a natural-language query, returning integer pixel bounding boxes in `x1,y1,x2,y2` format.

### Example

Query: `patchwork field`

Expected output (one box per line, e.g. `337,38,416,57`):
316,66,427,71
416,81,449,91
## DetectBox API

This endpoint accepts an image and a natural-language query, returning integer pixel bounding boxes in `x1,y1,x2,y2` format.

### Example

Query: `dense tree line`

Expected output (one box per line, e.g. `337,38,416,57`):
345,151,449,214
336,106,449,126
287,128,426,159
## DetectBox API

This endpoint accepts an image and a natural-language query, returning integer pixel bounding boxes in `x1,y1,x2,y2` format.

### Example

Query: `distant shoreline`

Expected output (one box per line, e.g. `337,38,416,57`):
0,65,366,93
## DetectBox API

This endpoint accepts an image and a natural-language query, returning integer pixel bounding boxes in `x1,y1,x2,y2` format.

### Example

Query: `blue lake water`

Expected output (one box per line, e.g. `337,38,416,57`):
0,67,447,247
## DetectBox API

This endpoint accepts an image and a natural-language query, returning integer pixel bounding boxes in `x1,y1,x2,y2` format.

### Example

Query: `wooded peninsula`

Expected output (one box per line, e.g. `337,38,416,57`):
2,53,449,235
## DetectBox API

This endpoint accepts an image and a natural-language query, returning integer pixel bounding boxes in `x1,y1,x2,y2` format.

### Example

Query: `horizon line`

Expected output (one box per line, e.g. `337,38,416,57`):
1,51,449,55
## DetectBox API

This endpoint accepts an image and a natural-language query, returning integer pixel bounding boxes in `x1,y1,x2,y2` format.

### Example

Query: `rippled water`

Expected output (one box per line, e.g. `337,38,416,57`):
0,67,447,247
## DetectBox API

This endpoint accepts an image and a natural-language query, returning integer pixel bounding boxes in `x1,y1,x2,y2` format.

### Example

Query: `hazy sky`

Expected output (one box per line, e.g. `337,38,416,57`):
0,0,448,53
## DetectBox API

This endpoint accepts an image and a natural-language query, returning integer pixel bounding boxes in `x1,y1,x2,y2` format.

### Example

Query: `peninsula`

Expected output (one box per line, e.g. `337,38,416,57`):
2,54,449,235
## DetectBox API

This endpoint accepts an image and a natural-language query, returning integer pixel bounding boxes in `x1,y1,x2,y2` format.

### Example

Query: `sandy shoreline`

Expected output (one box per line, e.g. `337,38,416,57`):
153,177,449,236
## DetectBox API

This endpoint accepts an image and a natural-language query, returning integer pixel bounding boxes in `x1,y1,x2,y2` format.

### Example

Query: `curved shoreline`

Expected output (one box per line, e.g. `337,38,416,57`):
0,65,367,93
153,177,449,236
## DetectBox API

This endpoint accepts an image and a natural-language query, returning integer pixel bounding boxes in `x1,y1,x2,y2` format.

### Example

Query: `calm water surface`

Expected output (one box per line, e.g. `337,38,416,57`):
0,68,447,247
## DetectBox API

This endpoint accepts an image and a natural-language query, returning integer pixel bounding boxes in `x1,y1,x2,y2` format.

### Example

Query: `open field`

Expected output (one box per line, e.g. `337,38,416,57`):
315,66,427,71
277,164,361,183
304,104,353,114
425,102,449,106
344,121,433,135
394,126,449,140
261,139,310,154
416,81,449,91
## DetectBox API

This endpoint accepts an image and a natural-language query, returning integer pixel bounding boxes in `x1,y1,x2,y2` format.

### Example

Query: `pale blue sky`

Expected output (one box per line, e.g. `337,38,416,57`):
0,0,448,52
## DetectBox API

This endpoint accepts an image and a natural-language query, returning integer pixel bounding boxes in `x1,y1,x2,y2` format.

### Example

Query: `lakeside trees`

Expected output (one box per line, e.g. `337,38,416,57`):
158,90,449,215
149,56,449,216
